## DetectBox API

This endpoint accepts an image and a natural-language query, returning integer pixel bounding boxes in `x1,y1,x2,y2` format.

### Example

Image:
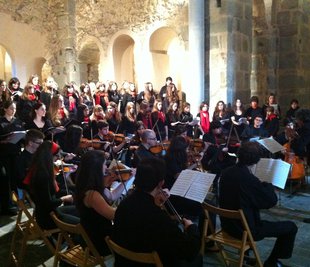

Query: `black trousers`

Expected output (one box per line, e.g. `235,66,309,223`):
254,220,298,259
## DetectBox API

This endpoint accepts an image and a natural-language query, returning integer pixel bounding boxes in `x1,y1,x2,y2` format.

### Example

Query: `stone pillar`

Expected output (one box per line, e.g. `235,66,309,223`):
187,0,205,114
276,0,310,109
209,0,252,111
53,0,80,88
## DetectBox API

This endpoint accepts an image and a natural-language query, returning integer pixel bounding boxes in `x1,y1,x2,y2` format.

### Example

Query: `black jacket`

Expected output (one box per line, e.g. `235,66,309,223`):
219,164,278,240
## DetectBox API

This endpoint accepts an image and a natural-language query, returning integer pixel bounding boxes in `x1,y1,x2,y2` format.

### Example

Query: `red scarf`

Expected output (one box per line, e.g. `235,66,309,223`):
84,116,90,123
68,93,76,111
157,111,165,122
28,93,36,101
200,110,210,133
58,108,65,119
266,114,277,121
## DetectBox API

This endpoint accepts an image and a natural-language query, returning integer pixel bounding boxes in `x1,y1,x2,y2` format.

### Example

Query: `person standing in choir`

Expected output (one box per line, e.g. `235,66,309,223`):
151,99,168,141
0,100,24,216
195,101,210,138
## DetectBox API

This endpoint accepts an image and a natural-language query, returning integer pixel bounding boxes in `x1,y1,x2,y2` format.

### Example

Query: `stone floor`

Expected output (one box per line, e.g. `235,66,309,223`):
1,179,310,267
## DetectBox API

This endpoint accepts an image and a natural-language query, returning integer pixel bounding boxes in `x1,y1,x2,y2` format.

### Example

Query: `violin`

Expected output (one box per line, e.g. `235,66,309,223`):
149,140,170,154
54,160,77,175
188,138,205,153
80,138,108,149
109,160,133,181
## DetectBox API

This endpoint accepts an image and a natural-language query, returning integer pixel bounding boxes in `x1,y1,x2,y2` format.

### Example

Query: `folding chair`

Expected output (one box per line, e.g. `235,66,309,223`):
105,236,163,267
202,202,263,267
50,212,112,267
9,191,59,267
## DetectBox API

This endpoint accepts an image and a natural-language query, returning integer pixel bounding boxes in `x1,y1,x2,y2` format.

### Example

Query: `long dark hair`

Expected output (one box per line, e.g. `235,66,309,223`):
165,135,188,171
75,150,106,209
29,141,55,196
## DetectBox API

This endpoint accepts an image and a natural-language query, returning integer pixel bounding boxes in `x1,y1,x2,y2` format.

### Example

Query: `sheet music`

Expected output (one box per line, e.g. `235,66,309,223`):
253,158,291,189
170,169,216,203
256,137,285,154
0,131,27,144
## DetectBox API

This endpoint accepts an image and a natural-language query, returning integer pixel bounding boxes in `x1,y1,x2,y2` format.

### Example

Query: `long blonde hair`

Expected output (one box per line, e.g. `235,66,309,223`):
125,102,136,122
48,94,69,126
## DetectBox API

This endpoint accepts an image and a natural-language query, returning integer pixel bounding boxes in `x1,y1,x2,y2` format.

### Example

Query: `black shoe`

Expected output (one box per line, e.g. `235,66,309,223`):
303,218,310,223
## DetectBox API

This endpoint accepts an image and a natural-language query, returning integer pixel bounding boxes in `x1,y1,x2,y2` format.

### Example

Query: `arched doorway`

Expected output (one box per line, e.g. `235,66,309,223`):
0,44,13,81
113,35,135,84
149,27,184,91
78,41,100,83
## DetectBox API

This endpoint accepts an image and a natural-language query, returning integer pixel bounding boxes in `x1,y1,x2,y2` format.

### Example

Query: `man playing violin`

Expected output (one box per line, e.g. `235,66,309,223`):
132,129,159,167
112,157,202,267
94,120,130,160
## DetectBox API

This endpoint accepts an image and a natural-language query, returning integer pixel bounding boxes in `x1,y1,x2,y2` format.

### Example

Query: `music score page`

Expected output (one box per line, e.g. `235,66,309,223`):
252,158,291,189
170,169,216,203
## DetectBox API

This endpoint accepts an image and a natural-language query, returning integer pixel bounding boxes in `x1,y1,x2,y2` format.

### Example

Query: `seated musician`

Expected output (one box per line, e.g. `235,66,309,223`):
112,157,203,267
94,120,129,160
219,142,297,267
25,141,78,229
132,129,159,167
16,129,44,190
241,115,269,141
75,150,121,256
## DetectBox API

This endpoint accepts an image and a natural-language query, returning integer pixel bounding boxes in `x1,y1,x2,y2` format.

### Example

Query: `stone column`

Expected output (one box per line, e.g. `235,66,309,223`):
187,0,205,114
53,0,80,88
209,0,252,110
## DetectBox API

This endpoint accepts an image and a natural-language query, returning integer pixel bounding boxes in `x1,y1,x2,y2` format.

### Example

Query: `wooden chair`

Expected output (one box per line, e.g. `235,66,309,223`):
105,236,163,267
202,202,263,267
9,191,59,267
50,212,112,267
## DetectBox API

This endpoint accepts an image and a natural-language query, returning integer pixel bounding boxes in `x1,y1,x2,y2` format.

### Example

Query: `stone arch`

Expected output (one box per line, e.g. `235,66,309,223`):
0,43,14,80
113,34,135,84
77,36,103,83
149,26,185,92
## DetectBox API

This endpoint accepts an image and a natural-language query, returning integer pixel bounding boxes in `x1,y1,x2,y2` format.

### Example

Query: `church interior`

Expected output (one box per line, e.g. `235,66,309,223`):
1,0,310,266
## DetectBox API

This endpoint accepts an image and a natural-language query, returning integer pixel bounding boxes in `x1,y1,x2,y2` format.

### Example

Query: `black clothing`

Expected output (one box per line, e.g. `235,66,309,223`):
120,116,136,136
16,149,33,188
78,198,112,256
108,91,120,105
285,107,299,123
151,111,167,140
25,119,53,135
219,164,297,260
112,190,202,267
180,111,194,137
16,98,37,123
264,116,280,137
166,111,180,139
244,106,263,125
0,116,24,212
241,125,269,141
132,144,158,167
290,121,310,158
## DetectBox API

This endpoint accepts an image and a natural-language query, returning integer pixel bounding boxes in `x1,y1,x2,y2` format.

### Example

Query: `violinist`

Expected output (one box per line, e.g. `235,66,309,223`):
75,150,122,256
112,157,203,267
25,141,78,229
94,120,130,160
132,129,159,167
277,109,310,159
16,129,44,190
